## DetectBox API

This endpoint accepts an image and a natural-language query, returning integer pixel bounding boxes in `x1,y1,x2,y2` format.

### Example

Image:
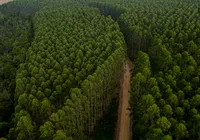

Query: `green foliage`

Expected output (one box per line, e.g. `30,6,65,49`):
174,123,189,139
0,13,33,137
127,0,200,139
6,1,126,139
1,0,200,139
156,117,171,132
162,135,172,140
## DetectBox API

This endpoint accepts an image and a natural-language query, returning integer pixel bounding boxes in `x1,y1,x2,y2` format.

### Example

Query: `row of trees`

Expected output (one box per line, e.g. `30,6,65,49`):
38,47,125,139
121,0,200,139
6,3,126,140
130,51,189,139
0,13,33,137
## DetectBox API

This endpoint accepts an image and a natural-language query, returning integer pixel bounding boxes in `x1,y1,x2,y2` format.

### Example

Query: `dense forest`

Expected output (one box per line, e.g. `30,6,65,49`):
1,0,200,140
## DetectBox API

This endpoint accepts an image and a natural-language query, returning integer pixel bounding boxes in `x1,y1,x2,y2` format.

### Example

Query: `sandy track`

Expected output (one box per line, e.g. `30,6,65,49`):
116,61,132,140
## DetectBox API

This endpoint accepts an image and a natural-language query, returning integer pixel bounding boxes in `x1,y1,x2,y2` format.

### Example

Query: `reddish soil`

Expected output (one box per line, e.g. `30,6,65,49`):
0,0,11,5
0,0,7,5
115,60,132,140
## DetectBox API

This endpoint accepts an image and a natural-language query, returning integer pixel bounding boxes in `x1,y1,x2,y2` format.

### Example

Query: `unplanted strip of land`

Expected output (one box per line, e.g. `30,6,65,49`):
116,62,132,140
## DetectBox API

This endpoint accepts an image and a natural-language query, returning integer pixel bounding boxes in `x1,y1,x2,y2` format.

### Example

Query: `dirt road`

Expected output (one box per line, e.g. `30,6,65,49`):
116,61,132,140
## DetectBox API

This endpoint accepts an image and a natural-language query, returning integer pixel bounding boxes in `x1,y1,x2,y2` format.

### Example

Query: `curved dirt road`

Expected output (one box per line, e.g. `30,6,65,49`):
116,61,132,140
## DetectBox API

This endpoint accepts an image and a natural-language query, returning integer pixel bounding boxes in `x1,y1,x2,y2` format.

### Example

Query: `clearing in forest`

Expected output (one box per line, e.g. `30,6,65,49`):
0,0,10,5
